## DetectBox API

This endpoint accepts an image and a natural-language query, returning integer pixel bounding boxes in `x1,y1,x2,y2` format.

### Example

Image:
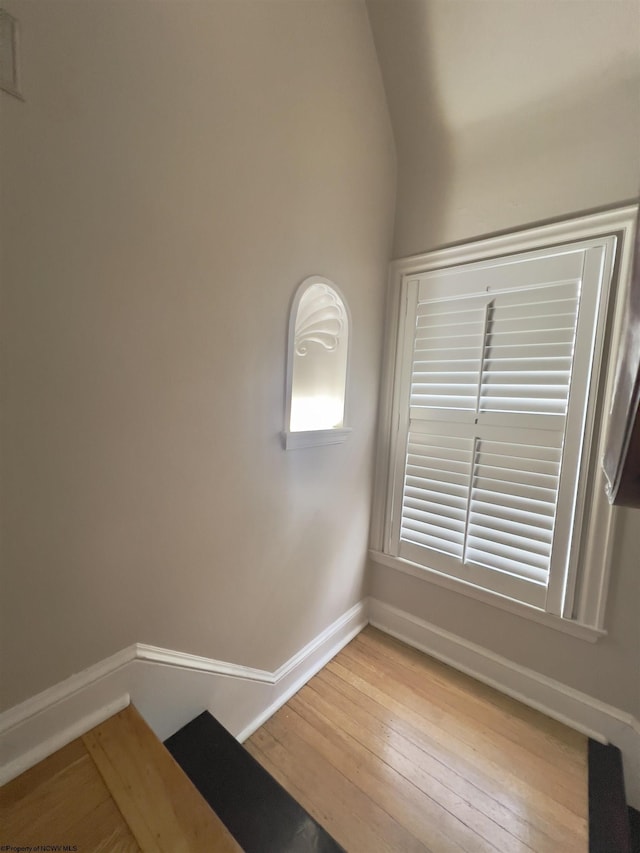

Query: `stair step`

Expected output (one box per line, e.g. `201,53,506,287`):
589,739,632,853
165,711,345,853
1,705,242,852
629,807,640,853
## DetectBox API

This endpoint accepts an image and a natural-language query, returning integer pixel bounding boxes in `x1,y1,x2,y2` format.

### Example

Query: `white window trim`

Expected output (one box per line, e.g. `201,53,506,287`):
370,205,639,638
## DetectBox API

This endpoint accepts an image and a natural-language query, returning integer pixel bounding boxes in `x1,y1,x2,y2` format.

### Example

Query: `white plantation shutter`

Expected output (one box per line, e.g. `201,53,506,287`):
388,242,613,612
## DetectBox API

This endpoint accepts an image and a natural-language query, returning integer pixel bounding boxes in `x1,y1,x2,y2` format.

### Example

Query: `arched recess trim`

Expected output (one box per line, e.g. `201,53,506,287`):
283,276,352,450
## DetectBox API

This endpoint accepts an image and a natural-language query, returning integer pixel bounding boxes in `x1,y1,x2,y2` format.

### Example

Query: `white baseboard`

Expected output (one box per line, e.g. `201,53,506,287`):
236,598,369,742
0,694,131,786
369,597,640,810
0,599,367,786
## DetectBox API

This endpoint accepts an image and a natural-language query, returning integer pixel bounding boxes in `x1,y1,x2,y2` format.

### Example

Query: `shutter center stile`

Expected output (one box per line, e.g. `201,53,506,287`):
474,297,494,422
461,436,479,568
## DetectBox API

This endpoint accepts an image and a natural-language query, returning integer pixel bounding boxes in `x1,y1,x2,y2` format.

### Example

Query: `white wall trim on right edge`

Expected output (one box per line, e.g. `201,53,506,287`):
369,597,640,810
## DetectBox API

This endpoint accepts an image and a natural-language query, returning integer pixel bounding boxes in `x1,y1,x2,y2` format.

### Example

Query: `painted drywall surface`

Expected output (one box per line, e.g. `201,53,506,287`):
0,0,395,710
367,0,640,257
366,0,640,716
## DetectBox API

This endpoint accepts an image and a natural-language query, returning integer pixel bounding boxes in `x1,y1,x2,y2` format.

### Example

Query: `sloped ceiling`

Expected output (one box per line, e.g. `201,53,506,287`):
367,0,640,255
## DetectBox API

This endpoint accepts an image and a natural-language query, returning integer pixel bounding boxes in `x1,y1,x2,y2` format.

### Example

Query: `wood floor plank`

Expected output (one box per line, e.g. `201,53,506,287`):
342,642,586,811
251,725,434,853
355,629,585,763
327,653,587,824
247,627,588,853
83,704,241,853
303,674,545,846
338,640,585,809
243,737,354,848
0,737,87,811
316,668,587,849
277,695,505,853
354,634,586,784
292,680,569,853
244,734,400,853
314,665,585,849
0,737,141,851
357,629,585,746
58,797,142,853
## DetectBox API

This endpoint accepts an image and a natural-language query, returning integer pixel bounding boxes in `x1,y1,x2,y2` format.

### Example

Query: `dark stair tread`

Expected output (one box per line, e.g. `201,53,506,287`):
629,807,640,853
589,739,632,853
165,711,345,853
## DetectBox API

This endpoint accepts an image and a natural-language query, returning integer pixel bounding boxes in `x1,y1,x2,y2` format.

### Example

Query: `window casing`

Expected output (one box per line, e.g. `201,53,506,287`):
370,207,638,636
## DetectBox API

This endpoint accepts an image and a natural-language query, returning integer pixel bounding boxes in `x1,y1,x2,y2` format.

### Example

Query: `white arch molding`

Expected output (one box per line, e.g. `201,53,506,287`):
283,276,352,450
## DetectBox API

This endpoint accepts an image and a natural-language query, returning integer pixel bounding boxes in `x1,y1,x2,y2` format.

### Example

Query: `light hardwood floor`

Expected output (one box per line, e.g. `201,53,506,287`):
245,626,588,853
2,628,589,852
0,704,241,853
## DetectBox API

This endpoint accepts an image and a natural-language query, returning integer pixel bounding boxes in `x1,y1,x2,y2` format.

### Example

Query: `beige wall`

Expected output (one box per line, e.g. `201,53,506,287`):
0,0,395,710
368,0,640,258
367,0,640,715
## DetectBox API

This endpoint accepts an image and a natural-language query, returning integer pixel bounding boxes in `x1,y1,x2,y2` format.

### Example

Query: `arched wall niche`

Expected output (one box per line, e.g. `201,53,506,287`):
283,276,352,450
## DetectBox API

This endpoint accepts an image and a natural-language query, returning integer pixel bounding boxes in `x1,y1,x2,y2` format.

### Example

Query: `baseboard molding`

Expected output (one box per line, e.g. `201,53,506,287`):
0,645,136,736
369,597,640,810
0,600,367,786
0,694,131,786
236,599,368,742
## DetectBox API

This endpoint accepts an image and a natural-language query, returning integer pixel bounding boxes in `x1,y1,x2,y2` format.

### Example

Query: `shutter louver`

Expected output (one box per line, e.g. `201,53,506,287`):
400,432,473,558
480,283,580,416
465,439,562,585
410,299,486,412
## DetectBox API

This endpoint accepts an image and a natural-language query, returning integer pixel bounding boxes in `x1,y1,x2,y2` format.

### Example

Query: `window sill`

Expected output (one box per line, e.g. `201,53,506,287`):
282,428,352,450
368,550,606,643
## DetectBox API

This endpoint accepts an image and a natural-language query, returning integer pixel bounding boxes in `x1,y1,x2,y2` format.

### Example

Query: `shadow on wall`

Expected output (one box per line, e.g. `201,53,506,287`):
368,0,640,256
366,0,452,257
437,58,640,245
